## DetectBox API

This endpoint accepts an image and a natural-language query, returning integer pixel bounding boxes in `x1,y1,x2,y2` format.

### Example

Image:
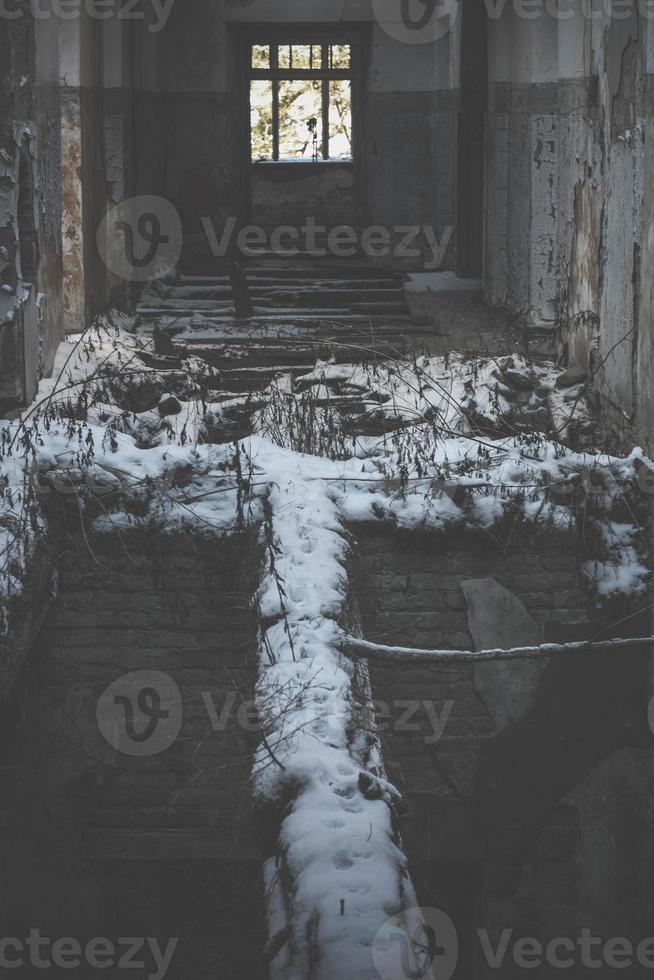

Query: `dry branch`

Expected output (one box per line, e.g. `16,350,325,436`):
340,633,654,665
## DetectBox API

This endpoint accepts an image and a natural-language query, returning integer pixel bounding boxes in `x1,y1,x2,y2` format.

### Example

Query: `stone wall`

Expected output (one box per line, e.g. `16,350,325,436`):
355,521,593,650
354,522,654,978
0,529,266,979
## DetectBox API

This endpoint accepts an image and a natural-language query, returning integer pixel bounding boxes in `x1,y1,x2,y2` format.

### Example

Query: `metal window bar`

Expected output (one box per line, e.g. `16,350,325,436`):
271,43,279,161
322,44,330,159
250,42,352,162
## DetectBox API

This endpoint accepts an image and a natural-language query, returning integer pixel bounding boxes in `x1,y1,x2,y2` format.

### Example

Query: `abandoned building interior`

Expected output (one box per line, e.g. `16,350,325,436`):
2,1,654,978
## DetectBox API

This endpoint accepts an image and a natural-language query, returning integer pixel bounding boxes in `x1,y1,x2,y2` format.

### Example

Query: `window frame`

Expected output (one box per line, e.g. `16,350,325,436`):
248,35,356,163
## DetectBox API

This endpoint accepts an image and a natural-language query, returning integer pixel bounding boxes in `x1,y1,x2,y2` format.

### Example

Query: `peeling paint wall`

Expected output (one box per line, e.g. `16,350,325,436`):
484,9,651,452
60,89,86,332
636,66,654,457
1,2,129,406
59,13,111,332
0,9,64,413
566,174,600,369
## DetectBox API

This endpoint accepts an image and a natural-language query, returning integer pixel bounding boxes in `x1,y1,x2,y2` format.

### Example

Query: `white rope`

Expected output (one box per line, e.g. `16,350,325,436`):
340,634,654,665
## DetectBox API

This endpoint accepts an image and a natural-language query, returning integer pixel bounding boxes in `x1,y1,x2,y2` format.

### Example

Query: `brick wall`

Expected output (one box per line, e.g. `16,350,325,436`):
356,522,593,652
353,521,599,847
353,522,654,979
0,529,266,980
2,517,652,979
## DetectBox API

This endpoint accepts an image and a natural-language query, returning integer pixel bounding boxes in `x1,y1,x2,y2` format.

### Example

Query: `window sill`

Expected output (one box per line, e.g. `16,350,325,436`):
252,159,354,168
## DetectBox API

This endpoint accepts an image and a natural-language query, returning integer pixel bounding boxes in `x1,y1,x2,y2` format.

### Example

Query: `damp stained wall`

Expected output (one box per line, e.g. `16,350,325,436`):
484,8,654,453
0,10,64,411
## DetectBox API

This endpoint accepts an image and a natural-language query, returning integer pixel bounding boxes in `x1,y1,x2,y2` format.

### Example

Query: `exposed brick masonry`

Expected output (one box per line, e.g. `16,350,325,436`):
0,529,266,980
354,522,653,980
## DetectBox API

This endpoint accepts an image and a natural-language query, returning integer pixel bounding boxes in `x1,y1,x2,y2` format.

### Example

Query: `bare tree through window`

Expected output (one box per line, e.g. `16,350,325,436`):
249,42,353,162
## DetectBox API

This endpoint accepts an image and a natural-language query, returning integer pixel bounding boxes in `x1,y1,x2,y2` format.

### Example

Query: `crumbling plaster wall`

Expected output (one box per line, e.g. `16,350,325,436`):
636,32,654,458
0,11,64,412
2,4,141,403
59,11,110,331
485,10,650,451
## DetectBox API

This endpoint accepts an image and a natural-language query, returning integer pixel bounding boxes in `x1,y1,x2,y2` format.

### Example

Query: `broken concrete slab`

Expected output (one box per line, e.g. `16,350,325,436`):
157,394,183,417
404,271,482,296
504,367,537,390
557,366,588,389
462,577,547,730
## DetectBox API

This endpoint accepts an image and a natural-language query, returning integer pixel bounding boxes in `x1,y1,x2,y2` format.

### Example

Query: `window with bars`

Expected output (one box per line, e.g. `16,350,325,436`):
249,42,353,162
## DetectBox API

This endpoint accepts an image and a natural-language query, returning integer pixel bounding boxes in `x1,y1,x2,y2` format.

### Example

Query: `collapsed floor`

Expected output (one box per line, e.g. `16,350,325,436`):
1,316,653,979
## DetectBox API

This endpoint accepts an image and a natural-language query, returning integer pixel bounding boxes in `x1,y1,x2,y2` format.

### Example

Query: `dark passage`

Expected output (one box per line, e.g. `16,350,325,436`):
0,531,265,979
